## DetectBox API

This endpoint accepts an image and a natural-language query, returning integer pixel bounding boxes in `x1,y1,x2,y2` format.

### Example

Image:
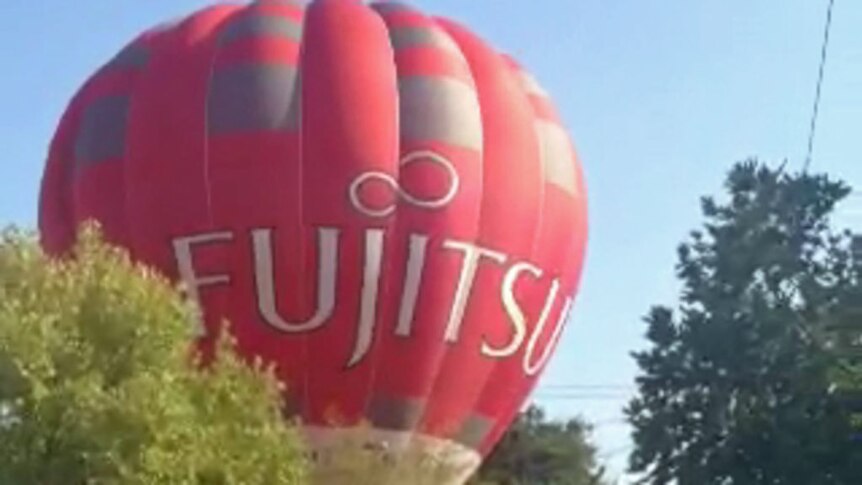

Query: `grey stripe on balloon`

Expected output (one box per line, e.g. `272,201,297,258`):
368,395,426,431
371,2,415,13
389,27,462,56
262,0,306,6
536,120,578,196
208,64,300,134
219,15,303,44
521,71,550,99
454,414,495,449
105,44,149,70
74,95,130,167
399,76,482,152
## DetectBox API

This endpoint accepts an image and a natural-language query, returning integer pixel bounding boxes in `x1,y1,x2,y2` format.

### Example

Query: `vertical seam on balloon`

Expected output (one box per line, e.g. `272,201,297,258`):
119,39,150,259
200,9,239,362
470,57,550,455
123,25,174,262
120,64,134,256
287,5,310,422
509,61,547,291
415,16,486,451
203,21,224,241
450,49,527,454
361,1,403,446
190,4,254,382
295,2,311,425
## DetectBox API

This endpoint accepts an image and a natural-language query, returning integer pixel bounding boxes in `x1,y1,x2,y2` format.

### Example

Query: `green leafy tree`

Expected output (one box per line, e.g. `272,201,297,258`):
470,405,607,485
0,226,309,485
626,160,862,484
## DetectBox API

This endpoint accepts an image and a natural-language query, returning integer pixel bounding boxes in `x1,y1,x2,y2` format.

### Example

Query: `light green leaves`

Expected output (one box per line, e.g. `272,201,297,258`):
0,224,308,485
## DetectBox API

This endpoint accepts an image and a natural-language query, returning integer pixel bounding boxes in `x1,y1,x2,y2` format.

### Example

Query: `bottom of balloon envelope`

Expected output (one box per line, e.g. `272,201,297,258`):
303,425,482,484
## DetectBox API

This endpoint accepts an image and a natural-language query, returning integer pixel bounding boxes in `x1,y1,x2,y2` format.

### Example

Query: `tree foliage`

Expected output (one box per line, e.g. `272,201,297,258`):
470,405,606,485
0,226,308,485
626,160,862,484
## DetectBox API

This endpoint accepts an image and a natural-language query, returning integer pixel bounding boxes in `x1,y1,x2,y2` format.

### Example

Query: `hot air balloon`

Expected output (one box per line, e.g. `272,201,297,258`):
38,0,588,482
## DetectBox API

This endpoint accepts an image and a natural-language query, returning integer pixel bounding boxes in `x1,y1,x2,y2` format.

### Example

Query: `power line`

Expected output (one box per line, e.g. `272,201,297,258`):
534,384,636,401
590,418,630,428
535,394,632,401
539,384,634,390
597,444,635,459
803,0,837,172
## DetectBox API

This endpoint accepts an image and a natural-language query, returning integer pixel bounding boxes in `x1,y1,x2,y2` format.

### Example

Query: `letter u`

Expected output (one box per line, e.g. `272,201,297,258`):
251,228,339,333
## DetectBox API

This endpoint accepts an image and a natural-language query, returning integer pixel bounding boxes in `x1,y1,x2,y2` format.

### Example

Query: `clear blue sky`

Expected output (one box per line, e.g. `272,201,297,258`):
2,0,860,481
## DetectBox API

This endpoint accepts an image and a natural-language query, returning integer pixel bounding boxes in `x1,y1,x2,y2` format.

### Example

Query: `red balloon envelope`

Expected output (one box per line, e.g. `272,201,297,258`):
39,0,587,481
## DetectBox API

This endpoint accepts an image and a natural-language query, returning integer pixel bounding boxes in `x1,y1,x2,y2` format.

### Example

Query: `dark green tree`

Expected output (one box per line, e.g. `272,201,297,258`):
470,405,606,485
626,160,862,484
830,236,862,447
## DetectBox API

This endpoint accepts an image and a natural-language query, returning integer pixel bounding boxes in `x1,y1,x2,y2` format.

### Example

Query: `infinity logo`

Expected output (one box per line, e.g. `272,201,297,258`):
349,150,460,218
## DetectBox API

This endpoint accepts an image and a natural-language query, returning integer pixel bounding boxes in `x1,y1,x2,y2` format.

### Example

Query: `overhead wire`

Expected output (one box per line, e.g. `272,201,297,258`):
533,383,635,402
597,444,635,460
803,0,837,172
539,384,634,390
535,395,631,401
